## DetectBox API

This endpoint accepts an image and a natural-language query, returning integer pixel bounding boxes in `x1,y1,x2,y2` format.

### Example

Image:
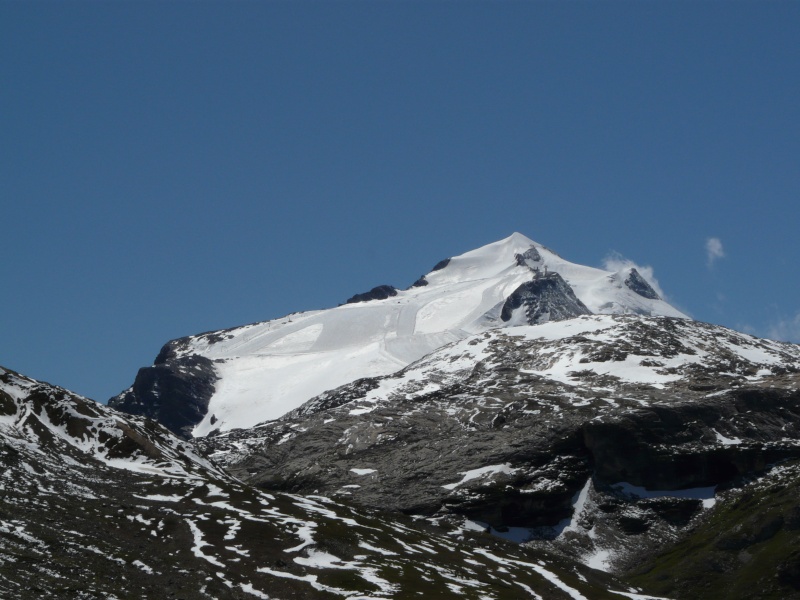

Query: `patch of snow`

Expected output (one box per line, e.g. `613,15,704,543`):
131,560,154,574
133,493,184,502
712,429,742,445
294,549,351,569
612,481,716,508
255,566,348,595
515,581,545,599
238,582,270,599
558,477,592,536
585,548,613,571
350,468,377,476
283,524,316,553
610,592,672,600
357,540,398,556
442,463,518,490
474,549,590,600
185,519,224,567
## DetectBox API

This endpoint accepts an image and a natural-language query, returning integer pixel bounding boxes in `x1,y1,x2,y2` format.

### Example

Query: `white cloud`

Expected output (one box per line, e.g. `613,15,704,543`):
602,252,666,300
767,312,800,343
706,237,725,267
736,323,758,336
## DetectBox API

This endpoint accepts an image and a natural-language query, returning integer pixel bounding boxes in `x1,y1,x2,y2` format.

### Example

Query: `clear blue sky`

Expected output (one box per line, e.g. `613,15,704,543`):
2,1,799,402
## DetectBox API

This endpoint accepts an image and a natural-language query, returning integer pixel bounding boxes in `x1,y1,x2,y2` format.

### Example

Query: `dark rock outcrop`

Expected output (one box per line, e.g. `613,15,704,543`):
109,340,217,439
431,257,451,271
627,459,800,600
219,382,800,531
500,273,592,324
582,388,800,490
515,246,542,266
7,365,641,600
345,284,398,304
409,258,452,288
625,268,661,300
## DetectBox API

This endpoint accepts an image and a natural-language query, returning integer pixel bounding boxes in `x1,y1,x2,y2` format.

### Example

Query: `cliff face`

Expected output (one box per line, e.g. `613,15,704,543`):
109,339,219,438
500,272,593,324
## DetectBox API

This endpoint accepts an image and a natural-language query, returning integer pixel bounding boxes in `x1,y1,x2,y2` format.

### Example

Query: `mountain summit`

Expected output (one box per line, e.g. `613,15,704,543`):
111,234,686,437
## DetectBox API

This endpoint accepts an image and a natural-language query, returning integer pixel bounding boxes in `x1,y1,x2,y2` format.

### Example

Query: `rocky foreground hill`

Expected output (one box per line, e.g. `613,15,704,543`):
0,365,665,599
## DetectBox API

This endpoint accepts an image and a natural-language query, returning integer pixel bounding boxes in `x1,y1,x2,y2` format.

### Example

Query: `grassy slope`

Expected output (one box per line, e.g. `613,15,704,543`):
628,462,800,600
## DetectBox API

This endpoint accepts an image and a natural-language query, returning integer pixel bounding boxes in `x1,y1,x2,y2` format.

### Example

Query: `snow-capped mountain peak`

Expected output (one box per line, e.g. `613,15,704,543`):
418,233,676,316
111,234,687,436
419,232,541,286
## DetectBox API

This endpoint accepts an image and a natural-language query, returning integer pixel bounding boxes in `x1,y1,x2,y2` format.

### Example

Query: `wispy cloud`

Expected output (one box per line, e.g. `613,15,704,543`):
767,312,800,343
602,252,666,300
706,237,725,268
735,323,758,336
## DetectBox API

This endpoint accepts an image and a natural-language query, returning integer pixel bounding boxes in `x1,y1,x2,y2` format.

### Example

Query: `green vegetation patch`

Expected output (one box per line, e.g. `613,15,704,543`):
628,461,800,600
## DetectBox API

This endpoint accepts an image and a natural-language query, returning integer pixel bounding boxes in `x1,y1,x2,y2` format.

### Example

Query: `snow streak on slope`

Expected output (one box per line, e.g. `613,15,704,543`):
151,234,687,435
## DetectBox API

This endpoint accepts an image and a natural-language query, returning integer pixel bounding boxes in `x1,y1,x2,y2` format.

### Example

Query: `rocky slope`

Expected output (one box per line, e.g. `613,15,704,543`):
110,233,686,437
196,315,800,598
1,365,657,599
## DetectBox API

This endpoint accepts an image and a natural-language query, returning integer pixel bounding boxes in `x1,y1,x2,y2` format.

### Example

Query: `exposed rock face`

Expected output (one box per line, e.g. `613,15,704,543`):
500,273,592,324
345,284,398,304
515,246,542,266
410,258,451,288
8,357,800,598
624,268,661,300
212,376,800,527
108,338,218,438
431,257,451,271
0,366,222,480
583,388,800,490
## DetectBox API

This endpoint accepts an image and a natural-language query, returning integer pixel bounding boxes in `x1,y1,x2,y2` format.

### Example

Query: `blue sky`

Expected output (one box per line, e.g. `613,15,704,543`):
2,1,799,402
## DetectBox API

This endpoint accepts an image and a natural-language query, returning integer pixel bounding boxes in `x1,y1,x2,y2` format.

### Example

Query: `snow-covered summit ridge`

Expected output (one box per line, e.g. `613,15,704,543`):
419,232,545,286
111,234,688,436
